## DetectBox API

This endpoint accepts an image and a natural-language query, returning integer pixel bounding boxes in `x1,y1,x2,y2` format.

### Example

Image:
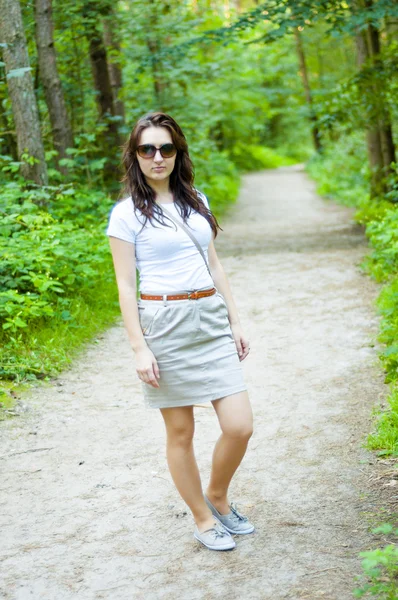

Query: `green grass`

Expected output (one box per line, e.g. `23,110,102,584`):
305,135,369,208
354,524,398,599
0,267,120,416
228,143,297,172
367,386,398,456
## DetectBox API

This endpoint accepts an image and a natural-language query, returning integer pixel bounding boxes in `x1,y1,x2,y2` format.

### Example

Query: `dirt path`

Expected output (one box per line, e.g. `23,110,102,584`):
0,166,387,600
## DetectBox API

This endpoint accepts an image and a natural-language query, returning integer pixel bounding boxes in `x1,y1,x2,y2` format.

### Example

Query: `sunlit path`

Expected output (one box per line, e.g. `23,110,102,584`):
0,166,386,600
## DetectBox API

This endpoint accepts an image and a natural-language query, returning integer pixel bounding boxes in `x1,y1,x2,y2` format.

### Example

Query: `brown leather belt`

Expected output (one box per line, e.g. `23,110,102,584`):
140,287,217,301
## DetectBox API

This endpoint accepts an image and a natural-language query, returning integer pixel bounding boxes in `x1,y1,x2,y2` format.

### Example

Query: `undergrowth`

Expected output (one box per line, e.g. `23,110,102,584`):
0,174,120,408
354,524,398,599
306,132,369,208
226,143,296,172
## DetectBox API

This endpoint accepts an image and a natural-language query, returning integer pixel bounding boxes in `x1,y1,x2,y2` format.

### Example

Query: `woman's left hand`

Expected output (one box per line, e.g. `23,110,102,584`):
230,323,250,361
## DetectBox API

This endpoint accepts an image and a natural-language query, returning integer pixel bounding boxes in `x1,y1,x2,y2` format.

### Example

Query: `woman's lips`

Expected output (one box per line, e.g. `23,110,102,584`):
153,167,166,171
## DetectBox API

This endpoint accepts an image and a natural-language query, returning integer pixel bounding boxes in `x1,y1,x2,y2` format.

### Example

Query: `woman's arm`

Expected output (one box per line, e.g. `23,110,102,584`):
207,239,250,361
108,237,160,387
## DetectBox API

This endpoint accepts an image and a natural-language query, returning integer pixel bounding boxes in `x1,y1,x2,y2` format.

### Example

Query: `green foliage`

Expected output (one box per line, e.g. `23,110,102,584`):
56,133,109,186
361,195,398,453
376,282,398,384
0,171,117,382
354,524,398,599
362,204,398,285
306,133,369,207
193,149,240,216
0,270,119,383
182,0,398,46
227,144,296,172
368,384,398,456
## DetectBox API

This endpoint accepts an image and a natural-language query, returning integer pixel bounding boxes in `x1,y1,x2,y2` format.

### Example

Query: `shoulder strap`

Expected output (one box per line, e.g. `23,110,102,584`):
161,204,213,280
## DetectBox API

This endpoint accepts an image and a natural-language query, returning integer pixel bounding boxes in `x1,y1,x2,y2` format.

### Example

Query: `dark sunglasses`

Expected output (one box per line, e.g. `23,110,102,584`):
136,143,177,159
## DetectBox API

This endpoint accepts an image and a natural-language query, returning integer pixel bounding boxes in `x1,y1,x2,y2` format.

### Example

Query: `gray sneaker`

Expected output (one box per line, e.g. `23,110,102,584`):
194,520,236,550
204,495,255,535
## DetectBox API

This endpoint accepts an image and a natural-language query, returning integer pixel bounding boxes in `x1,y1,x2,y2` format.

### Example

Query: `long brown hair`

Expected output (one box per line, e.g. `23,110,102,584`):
120,112,220,237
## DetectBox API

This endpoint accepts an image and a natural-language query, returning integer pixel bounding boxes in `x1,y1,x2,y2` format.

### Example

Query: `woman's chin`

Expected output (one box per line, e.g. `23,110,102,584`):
147,172,170,182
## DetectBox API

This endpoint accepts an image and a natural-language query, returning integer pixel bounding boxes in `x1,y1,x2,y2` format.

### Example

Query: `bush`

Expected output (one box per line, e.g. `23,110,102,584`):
0,192,113,332
306,132,369,207
227,143,296,173
367,385,398,456
0,179,117,383
361,208,398,283
193,148,240,216
354,524,398,599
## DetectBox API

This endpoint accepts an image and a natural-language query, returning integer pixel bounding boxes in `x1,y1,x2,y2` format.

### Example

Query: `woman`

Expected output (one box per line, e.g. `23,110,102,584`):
106,112,254,551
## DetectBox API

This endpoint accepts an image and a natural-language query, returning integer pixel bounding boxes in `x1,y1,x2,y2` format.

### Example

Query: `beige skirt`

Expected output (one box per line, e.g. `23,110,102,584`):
137,290,247,409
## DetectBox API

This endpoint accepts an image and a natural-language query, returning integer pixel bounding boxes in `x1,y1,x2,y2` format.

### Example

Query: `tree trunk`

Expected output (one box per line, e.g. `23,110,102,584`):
82,0,119,180
35,0,73,170
365,16,396,169
0,0,48,185
145,0,169,109
385,16,398,45
294,27,322,153
103,17,125,126
146,36,166,107
70,22,85,133
82,0,117,124
354,25,384,197
353,0,396,196
88,35,115,120
0,81,18,159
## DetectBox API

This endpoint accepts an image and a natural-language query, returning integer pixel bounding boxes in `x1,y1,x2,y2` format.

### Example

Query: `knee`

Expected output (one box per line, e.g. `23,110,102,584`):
222,421,253,442
166,423,195,449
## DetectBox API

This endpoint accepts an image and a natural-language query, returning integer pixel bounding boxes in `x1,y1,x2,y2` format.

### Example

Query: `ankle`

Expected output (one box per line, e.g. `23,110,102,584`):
206,488,227,504
205,489,230,515
194,510,216,532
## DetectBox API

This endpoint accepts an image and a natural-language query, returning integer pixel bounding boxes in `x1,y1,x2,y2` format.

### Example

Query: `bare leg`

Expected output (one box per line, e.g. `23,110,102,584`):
206,391,253,514
160,405,216,532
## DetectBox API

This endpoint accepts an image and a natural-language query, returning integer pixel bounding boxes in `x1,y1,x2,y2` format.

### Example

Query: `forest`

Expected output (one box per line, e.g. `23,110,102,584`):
0,0,397,430
1,0,398,593
1,0,397,435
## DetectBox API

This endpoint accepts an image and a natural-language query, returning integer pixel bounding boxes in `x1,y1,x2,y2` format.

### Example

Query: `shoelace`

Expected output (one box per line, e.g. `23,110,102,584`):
229,503,248,523
205,524,229,539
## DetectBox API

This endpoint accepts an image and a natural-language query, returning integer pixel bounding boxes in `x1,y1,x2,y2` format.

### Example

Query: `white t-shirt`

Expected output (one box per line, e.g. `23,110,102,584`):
106,193,214,293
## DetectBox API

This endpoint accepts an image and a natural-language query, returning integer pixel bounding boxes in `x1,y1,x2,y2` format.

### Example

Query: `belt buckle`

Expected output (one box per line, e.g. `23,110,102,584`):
188,290,199,300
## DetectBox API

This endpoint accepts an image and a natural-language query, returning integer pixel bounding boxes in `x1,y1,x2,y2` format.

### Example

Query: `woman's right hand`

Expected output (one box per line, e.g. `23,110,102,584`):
135,346,160,388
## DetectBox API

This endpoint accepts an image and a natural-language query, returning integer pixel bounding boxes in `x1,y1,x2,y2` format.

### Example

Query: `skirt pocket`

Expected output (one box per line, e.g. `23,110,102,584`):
216,291,228,310
215,292,231,326
138,304,162,336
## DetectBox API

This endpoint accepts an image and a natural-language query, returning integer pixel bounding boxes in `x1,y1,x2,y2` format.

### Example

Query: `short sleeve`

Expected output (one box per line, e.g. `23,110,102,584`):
197,190,210,210
106,201,137,244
